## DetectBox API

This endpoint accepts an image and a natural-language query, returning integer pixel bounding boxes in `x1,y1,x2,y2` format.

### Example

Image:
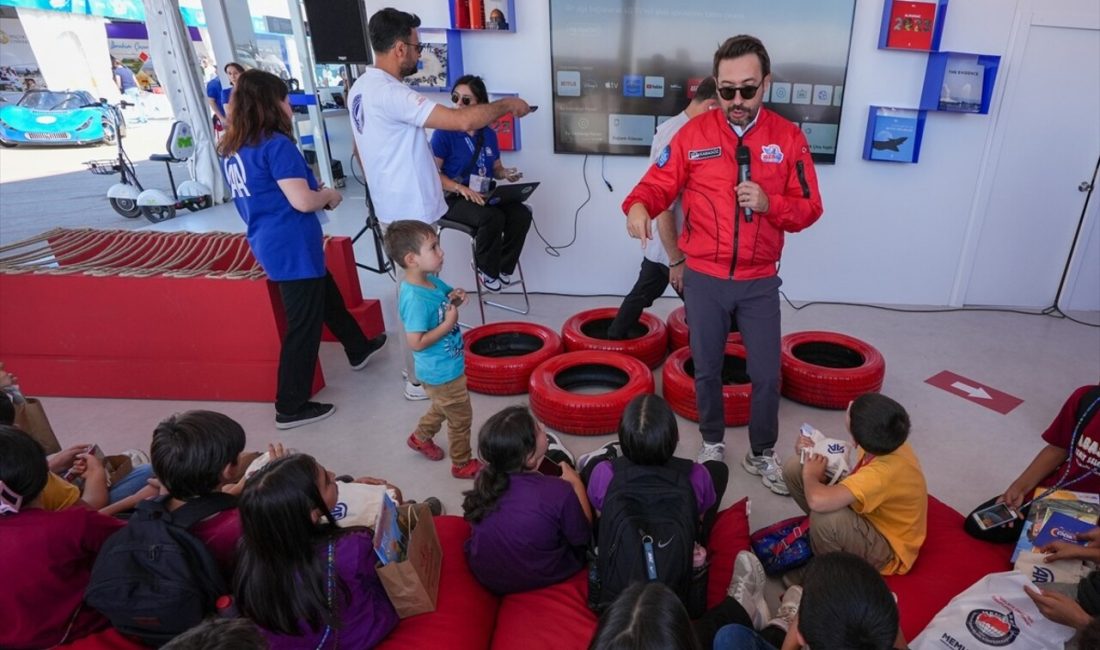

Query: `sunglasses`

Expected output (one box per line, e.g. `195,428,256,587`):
451,94,474,106
717,84,761,101
402,41,428,53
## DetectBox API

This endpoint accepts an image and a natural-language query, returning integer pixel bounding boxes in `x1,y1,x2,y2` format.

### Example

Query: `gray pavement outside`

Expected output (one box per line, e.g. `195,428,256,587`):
0,121,177,246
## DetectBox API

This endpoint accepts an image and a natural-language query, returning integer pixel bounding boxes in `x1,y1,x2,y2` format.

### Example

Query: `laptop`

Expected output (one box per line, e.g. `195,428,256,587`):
485,181,540,206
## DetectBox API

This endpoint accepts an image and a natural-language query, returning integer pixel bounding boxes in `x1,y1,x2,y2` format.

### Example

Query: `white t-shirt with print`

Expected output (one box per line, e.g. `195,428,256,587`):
644,111,689,266
348,67,447,224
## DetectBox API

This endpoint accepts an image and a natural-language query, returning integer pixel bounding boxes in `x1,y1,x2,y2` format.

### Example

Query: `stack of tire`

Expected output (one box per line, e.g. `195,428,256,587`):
666,306,741,351
780,331,886,409
561,307,668,369
464,322,563,395
662,341,753,426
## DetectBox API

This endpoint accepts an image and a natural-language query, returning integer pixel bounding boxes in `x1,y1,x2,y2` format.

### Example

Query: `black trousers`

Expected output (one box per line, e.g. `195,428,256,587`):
275,272,369,414
443,197,532,278
607,258,681,340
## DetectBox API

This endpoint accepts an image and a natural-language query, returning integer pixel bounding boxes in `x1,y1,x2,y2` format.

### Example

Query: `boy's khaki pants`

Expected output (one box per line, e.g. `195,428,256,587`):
415,375,473,464
781,456,895,572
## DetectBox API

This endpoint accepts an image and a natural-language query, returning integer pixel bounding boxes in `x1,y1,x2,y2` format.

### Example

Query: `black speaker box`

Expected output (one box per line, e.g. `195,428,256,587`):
303,0,372,64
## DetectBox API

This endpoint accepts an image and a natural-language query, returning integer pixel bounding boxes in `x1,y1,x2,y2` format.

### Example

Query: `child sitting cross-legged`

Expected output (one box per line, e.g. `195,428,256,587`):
235,453,398,648
781,392,927,575
383,220,481,479
462,405,592,594
0,425,125,649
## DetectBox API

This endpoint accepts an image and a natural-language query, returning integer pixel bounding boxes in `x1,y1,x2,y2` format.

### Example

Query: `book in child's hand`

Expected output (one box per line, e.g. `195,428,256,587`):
1011,488,1100,563
1033,511,1096,548
373,493,406,565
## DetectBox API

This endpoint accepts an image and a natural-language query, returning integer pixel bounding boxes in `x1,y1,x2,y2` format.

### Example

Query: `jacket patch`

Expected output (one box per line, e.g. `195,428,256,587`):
657,145,671,167
688,147,721,161
760,144,784,163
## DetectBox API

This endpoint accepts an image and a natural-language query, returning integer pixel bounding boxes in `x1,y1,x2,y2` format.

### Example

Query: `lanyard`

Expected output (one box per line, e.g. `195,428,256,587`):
1022,396,1100,509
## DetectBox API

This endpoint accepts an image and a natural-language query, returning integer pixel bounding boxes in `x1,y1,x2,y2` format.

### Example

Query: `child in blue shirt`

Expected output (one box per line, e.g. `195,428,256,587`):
383,220,481,479
218,69,386,430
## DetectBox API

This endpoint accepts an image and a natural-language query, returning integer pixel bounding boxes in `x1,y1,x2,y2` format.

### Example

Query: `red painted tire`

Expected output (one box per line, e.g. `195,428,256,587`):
561,307,668,369
464,322,564,395
780,331,886,409
529,351,655,436
661,343,753,426
666,306,742,351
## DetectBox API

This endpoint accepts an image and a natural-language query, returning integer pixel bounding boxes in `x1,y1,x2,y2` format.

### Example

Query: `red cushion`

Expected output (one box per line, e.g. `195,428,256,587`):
56,628,145,649
705,498,752,608
376,516,500,650
491,569,596,650
884,496,1013,641
489,499,752,649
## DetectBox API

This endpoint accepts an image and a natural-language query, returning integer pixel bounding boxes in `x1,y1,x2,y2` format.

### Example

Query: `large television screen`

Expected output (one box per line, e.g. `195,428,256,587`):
549,0,857,163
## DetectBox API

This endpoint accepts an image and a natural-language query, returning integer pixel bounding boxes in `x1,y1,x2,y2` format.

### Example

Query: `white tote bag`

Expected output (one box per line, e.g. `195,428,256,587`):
911,571,1076,649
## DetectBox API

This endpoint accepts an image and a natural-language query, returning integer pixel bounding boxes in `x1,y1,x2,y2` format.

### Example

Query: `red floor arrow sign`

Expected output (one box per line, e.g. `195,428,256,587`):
925,371,1024,415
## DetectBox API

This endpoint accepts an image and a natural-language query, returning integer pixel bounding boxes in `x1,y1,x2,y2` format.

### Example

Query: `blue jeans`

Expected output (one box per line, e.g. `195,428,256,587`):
108,463,155,504
713,624,779,650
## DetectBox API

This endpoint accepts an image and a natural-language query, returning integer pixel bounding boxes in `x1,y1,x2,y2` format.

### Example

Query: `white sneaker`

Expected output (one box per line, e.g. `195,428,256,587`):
478,270,502,292
576,441,621,474
766,585,803,633
742,449,790,496
728,550,770,629
120,448,151,467
404,380,429,401
696,441,726,464
499,272,513,286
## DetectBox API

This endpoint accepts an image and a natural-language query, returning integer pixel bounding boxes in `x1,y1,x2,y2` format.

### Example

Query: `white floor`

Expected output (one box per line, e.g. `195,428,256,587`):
18,192,1099,536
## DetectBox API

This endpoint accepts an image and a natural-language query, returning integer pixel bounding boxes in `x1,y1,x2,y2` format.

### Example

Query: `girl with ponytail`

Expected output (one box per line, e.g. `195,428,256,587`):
461,406,592,594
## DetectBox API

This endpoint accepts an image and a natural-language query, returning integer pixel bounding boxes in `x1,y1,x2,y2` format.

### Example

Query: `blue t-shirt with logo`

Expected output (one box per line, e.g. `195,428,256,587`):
206,77,227,116
398,275,464,385
222,133,326,281
430,126,500,186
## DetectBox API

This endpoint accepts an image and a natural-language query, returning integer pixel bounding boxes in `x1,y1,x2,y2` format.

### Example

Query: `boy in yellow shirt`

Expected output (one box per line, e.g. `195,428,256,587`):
781,392,927,575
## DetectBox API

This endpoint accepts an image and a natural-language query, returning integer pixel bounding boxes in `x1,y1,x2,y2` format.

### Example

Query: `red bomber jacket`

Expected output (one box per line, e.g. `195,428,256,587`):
622,107,824,280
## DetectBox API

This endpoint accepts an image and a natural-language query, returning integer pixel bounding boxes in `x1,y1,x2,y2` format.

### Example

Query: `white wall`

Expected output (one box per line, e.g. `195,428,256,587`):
377,0,1100,309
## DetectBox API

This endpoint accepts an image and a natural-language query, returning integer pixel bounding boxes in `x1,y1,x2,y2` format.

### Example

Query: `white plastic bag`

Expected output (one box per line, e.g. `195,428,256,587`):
799,424,851,485
911,571,1076,649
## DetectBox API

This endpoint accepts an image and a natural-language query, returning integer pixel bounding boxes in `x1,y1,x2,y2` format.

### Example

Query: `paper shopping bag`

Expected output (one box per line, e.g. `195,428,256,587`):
376,503,442,618
15,397,61,455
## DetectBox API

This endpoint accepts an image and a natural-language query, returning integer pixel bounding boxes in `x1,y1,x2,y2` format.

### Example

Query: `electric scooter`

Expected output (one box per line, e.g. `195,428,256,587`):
84,102,212,223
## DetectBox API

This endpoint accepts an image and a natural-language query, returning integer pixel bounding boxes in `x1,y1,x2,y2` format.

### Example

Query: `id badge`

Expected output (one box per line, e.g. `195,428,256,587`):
469,174,491,194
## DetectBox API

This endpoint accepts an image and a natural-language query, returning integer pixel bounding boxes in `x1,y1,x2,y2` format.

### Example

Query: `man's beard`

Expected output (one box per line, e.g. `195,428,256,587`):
727,104,756,127
400,60,419,78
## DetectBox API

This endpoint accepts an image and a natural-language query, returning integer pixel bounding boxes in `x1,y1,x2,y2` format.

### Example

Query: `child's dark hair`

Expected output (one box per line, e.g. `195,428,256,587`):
383,220,436,269
235,453,347,636
0,391,14,426
0,425,49,505
618,394,678,466
798,552,899,650
588,581,701,650
161,617,268,650
848,393,910,455
462,406,537,524
151,410,246,501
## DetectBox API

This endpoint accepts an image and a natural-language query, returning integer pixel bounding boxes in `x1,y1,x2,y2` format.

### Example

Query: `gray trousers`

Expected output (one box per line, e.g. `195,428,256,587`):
683,268,781,452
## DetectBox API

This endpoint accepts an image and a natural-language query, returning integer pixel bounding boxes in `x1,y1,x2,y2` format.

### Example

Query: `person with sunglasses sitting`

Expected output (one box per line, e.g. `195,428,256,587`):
623,35,824,484
430,75,532,292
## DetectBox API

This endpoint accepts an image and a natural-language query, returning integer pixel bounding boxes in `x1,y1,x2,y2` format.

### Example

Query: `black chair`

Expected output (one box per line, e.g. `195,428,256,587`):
437,218,530,326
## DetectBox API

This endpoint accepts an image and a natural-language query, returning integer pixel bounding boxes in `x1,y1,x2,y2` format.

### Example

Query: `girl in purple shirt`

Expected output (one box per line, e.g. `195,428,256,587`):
462,406,593,594
235,454,397,649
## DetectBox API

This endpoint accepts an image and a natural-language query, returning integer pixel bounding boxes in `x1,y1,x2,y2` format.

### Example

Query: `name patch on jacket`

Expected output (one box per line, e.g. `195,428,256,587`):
688,146,722,161
760,144,784,163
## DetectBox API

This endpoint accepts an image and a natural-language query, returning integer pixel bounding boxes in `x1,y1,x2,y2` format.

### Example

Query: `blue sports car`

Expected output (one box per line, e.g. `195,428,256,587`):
0,90,125,147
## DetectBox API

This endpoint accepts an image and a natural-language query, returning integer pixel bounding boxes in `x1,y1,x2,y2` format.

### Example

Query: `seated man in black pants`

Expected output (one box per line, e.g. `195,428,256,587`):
431,75,531,292
607,78,718,340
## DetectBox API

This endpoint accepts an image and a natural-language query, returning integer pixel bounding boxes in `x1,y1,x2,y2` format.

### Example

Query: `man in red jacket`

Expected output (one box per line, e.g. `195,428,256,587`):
623,35,823,495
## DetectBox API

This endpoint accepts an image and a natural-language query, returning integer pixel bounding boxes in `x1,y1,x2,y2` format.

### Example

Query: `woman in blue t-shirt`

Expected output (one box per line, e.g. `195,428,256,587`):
218,70,386,430
430,75,532,292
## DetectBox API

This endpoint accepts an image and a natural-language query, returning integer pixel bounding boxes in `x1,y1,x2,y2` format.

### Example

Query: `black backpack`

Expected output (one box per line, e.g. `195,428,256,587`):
590,456,700,616
85,493,236,646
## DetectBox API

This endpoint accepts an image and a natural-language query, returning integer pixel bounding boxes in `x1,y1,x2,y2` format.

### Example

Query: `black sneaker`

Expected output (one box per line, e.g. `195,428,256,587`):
350,334,388,371
275,402,336,429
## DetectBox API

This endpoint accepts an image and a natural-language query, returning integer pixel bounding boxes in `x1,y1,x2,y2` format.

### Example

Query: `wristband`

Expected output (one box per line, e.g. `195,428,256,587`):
669,258,686,268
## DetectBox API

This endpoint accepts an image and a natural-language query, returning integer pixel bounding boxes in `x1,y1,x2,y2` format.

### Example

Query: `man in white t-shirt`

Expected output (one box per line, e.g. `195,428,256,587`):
348,7,531,400
606,79,719,340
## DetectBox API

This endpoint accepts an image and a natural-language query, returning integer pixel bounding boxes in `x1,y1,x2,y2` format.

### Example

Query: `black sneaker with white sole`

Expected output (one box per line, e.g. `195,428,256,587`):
275,401,336,429
350,334,388,370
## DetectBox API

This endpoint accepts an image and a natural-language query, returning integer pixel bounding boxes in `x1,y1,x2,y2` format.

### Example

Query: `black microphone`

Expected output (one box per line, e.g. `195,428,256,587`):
736,145,752,222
